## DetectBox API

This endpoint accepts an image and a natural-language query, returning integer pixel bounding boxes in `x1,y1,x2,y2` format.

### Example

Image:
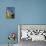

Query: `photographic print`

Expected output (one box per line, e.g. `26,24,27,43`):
18,24,46,46
18,24,46,41
6,7,15,19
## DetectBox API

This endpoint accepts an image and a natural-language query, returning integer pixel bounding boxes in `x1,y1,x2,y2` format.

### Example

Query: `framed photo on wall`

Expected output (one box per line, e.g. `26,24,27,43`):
6,7,15,19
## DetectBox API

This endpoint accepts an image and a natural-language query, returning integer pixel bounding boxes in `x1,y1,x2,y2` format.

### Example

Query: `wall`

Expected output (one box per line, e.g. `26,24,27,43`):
0,0,18,44
16,0,46,24
0,0,46,44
